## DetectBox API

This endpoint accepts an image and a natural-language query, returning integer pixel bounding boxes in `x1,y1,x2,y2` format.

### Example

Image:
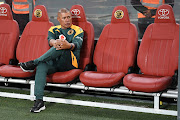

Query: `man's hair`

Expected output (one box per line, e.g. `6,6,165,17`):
58,8,70,17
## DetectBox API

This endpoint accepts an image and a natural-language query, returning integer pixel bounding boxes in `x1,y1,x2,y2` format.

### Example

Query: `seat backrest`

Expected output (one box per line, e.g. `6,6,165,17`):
0,4,19,65
16,5,54,62
93,6,138,73
70,5,94,69
137,4,179,76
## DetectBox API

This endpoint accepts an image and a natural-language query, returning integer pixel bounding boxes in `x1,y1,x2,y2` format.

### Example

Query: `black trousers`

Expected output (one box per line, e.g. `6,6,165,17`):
12,13,29,35
138,18,155,39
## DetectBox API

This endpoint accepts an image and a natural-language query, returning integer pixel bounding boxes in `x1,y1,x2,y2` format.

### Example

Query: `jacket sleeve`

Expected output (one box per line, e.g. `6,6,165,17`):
131,0,148,14
47,27,57,46
72,31,84,51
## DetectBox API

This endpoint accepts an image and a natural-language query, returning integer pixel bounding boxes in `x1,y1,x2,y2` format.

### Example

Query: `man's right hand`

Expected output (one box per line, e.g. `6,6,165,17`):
49,39,61,50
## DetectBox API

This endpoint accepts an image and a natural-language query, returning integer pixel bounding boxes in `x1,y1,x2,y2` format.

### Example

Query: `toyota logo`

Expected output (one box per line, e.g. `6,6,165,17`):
158,9,170,19
158,9,169,16
71,9,80,16
0,7,7,14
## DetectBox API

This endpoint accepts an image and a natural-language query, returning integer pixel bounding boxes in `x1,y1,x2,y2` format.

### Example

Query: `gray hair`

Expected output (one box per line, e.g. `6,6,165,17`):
58,8,70,16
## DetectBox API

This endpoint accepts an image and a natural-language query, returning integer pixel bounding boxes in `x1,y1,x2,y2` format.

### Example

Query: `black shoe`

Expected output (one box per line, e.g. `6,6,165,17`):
19,60,36,72
30,99,45,113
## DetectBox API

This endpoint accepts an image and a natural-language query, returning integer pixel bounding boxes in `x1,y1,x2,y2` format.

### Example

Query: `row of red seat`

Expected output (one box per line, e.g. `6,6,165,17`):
0,4,178,93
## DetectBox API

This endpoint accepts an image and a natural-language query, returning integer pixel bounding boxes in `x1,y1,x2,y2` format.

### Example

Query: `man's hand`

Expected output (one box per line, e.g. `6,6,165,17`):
143,9,152,18
55,39,71,50
49,39,59,50
49,39,73,50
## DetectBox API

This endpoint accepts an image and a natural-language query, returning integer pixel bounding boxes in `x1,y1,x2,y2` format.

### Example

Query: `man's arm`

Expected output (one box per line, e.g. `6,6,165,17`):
71,32,84,51
131,0,148,14
48,31,84,51
48,26,56,46
47,27,64,50
58,28,84,51
48,26,84,51
49,36,73,50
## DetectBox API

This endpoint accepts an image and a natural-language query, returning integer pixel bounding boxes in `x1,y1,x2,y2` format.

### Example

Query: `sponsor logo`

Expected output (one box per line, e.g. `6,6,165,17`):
59,34,66,40
34,9,42,18
158,9,169,19
114,10,124,19
0,7,7,16
71,9,81,18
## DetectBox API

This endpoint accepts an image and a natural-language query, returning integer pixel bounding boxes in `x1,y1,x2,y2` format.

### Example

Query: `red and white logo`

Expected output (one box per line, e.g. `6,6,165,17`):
158,9,169,19
71,9,81,18
59,34,66,40
0,7,7,16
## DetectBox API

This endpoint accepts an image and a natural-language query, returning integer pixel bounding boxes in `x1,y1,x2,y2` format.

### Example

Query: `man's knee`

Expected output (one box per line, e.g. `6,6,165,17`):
36,62,49,73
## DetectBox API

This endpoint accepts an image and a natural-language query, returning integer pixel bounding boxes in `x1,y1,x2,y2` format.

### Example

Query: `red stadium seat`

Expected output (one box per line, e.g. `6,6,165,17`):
0,4,19,66
79,6,138,87
0,5,54,78
123,5,179,92
47,5,94,83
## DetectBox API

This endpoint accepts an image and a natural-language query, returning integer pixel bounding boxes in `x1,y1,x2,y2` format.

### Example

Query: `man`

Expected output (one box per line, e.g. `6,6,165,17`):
131,0,174,38
12,0,36,34
19,8,84,113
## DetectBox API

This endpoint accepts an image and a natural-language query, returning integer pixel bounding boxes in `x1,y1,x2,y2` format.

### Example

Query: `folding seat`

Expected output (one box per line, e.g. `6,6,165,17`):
123,5,179,92
0,4,19,66
0,5,54,78
47,5,94,83
79,6,138,87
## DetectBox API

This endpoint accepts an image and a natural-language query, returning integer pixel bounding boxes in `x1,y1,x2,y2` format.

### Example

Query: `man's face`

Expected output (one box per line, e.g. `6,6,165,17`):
57,12,72,29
